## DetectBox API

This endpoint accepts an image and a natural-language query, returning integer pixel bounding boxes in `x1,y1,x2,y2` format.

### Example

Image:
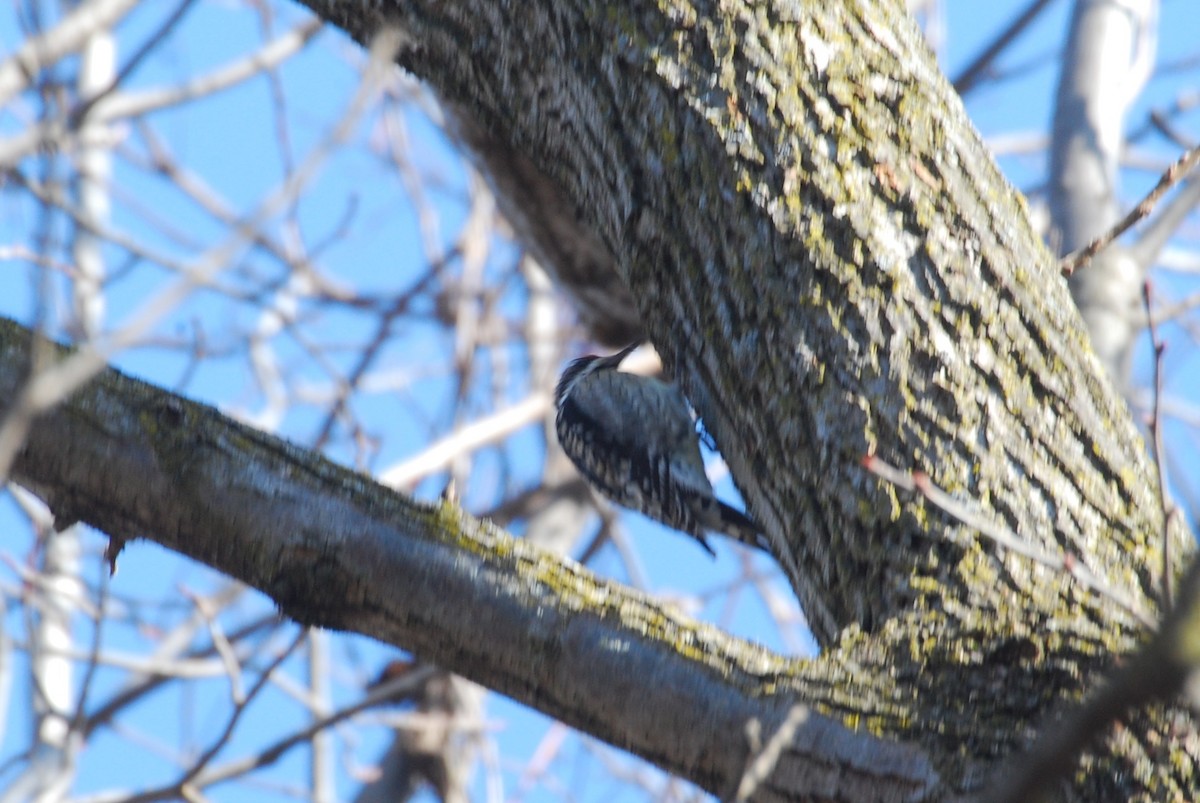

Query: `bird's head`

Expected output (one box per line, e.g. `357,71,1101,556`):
554,341,644,408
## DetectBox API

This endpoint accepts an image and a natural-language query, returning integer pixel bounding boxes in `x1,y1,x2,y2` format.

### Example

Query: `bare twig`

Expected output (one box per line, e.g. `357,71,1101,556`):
0,28,404,478
66,555,111,740
736,704,809,801
117,629,307,803
0,0,139,107
1142,282,1175,609
952,0,1057,95
83,665,444,801
68,0,200,127
381,394,551,489
1060,143,1200,276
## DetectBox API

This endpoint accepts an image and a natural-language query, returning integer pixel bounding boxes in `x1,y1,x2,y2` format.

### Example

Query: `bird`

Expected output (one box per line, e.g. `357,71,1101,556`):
553,342,768,556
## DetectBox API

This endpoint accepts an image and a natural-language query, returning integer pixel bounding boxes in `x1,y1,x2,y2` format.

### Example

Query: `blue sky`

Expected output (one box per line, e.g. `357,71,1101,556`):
1,1,1198,800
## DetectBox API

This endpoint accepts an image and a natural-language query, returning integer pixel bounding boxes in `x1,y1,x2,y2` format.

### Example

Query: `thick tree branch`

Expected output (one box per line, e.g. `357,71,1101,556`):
0,317,938,801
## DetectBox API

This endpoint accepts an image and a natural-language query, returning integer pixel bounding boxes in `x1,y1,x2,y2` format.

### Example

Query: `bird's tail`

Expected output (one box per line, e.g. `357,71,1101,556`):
715,502,772,553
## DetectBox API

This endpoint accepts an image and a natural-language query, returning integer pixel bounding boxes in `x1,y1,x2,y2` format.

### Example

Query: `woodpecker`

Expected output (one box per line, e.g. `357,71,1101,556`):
554,342,768,556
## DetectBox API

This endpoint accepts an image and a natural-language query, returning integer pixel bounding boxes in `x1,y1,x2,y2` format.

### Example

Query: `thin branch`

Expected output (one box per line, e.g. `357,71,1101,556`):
951,0,1057,96
1142,282,1175,609
116,629,307,803
1060,143,1200,276
380,394,551,489
0,17,324,166
735,704,808,802
0,0,139,107
82,614,280,738
68,0,200,127
0,28,404,480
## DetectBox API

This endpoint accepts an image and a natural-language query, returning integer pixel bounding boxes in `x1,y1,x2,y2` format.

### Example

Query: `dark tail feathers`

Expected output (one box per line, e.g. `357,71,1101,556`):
716,502,772,553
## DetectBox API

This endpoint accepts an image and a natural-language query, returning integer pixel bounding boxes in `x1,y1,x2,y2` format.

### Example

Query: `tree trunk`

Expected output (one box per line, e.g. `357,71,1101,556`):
1051,0,1155,388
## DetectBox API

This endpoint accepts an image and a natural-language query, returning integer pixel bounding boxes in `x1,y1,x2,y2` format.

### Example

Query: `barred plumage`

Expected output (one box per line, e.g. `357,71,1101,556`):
554,343,767,555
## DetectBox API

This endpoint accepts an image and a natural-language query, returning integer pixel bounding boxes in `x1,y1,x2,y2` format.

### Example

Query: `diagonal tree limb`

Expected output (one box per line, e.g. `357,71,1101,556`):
0,317,938,801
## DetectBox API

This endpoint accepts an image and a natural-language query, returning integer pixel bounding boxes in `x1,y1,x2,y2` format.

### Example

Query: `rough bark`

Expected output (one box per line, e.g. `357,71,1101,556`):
5,0,1199,799
0,319,938,801
297,0,1199,797
445,104,644,347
